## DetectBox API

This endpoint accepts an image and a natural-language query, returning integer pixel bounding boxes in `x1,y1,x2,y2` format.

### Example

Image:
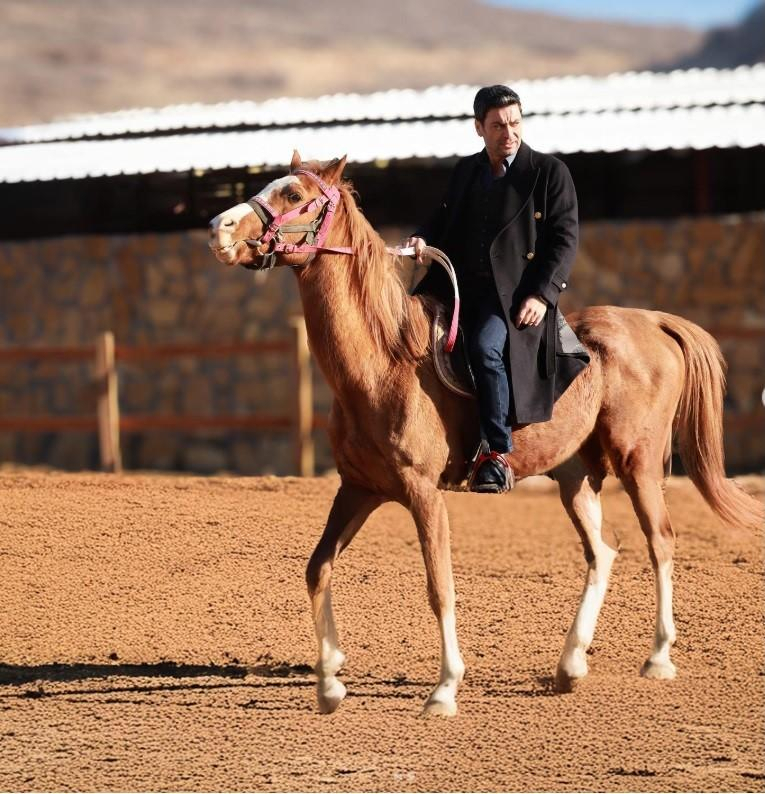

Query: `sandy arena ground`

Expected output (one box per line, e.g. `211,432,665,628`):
1,470,763,792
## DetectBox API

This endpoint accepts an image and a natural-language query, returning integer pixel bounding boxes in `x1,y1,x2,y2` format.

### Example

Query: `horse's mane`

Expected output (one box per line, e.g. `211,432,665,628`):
331,179,431,364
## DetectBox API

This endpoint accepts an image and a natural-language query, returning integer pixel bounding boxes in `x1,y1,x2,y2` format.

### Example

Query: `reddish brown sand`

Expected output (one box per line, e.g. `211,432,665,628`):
1,470,763,792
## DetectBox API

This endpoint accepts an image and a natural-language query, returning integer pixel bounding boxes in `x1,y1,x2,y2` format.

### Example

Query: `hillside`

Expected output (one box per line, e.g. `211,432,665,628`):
0,0,703,126
667,1,765,69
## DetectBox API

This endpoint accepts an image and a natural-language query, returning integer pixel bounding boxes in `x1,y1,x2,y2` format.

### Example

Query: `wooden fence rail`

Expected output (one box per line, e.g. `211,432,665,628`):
1,324,762,475
0,318,317,475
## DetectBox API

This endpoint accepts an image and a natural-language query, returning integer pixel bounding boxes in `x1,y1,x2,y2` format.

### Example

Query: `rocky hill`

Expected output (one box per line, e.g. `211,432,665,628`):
0,0,704,126
666,1,765,69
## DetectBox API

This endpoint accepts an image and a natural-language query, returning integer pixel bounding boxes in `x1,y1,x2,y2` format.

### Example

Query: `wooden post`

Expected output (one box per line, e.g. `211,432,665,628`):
290,316,314,477
95,331,122,473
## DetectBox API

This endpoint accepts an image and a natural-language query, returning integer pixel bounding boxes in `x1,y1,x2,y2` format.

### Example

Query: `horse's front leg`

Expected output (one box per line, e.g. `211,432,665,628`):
409,485,465,716
306,482,383,713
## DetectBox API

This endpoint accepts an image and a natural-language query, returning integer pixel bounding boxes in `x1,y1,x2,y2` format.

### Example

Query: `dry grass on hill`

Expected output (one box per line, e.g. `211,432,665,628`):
0,0,703,125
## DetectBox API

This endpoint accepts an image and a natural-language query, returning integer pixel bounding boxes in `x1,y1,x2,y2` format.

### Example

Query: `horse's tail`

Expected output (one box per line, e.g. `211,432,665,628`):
658,313,763,530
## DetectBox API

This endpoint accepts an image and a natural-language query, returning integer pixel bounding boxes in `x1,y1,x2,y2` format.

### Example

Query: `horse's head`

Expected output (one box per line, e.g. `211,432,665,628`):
208,151,347,270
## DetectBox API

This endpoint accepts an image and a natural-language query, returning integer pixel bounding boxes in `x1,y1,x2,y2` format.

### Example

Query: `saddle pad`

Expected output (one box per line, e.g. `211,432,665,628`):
431,306,476,399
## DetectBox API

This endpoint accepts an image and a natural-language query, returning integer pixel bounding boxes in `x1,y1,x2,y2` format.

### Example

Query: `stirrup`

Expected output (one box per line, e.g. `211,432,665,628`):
467,441,514,492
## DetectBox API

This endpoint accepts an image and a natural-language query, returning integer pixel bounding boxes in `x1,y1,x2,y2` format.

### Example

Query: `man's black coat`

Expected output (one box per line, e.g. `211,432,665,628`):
414,141,589,425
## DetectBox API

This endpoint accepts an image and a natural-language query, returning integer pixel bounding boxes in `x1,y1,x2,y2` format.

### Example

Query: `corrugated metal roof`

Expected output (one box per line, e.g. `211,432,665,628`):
2,64,763,145
2,102,763,184
0,65,763,184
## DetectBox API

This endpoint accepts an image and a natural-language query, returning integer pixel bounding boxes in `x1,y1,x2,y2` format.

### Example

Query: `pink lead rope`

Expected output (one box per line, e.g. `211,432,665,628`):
391,245,461,353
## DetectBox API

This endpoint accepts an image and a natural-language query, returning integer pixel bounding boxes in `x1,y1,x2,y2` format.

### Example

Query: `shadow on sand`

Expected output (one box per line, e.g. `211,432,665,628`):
0,660,314,695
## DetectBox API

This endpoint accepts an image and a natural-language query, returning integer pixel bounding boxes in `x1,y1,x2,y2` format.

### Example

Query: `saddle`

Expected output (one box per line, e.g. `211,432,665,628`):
430,303,588,397
431,305,476,399
419,246,587,399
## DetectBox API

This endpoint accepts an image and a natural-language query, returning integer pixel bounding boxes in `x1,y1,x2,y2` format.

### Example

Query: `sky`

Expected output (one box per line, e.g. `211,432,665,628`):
485,0,757,28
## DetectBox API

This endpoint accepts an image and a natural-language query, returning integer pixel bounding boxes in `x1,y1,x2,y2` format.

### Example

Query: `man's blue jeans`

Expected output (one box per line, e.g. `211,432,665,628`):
467,297,513,453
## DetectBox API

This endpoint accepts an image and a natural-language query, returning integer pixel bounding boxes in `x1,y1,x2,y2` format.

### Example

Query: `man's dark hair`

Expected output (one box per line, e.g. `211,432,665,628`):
473,85,522,122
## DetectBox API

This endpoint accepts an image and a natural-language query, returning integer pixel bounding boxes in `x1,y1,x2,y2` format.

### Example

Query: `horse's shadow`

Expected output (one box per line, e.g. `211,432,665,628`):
0,659,314,699
0,662,558,703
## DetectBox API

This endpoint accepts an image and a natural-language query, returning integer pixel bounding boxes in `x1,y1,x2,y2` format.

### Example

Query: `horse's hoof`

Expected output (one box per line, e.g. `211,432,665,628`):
640,659,676,680
317,677,346,714
422,696,458,717
555,653,588,692
554,666,586,693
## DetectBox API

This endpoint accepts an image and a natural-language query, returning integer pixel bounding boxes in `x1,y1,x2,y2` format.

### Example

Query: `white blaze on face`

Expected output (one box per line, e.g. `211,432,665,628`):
256,174,300,202
224,201,253,224
210,175,300,236
209,202,254,236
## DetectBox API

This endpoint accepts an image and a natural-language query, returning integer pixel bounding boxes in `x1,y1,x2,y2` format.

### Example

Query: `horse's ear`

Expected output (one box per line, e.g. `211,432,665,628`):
322,155,347,184
290,150,302,171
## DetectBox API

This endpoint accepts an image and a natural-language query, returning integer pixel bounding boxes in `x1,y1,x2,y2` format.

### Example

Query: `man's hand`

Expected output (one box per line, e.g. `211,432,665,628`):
405,236,426,264
515,295,547,328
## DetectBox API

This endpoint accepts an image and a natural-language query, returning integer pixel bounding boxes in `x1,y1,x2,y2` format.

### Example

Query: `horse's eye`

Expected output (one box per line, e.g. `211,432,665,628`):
288,192,302,203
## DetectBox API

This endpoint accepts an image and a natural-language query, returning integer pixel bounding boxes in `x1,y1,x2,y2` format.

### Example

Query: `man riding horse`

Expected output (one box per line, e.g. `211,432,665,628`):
408,85,589,494
209,130,762,715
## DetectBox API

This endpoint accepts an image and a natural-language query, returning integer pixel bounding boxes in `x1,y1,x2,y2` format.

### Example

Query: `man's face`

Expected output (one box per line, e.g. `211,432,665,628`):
475,104,523,161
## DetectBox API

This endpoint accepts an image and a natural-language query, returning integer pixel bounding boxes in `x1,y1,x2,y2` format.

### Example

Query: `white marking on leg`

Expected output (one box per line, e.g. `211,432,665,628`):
559,541,617,680
423,609,464,716
642,559,677,678
313,583,346,713
556,485,617,686
656,559,676,651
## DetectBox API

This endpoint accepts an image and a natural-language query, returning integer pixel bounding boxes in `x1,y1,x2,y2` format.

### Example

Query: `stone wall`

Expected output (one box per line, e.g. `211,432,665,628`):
0,232,331,474
0,213,762,473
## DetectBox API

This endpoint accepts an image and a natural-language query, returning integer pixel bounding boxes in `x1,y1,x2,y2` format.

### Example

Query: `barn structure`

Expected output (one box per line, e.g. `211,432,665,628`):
0,65,763,474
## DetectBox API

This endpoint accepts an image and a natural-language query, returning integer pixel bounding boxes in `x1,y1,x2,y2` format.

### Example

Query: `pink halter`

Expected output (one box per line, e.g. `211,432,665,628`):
245,169,353,262
244,169,459,353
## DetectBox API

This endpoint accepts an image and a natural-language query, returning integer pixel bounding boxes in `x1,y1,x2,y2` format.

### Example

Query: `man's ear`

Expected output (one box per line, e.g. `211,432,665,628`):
290,150,302,171
474,118,483,137
322,155,347,184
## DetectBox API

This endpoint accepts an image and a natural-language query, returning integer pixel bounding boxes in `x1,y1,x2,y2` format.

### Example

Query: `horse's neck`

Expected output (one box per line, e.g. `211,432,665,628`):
297,253,390,398
296,206,403,398
295,195,431,405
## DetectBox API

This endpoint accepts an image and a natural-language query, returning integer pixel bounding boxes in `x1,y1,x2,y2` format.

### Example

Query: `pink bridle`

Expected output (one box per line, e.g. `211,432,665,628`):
245,169,353,263
244,168,460,352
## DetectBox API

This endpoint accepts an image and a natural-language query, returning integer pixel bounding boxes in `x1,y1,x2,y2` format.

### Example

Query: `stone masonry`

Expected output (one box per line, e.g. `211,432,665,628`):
0,213,762,473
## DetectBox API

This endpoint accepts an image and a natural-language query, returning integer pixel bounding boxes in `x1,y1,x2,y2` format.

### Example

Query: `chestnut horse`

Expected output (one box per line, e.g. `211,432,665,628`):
209,153,762,716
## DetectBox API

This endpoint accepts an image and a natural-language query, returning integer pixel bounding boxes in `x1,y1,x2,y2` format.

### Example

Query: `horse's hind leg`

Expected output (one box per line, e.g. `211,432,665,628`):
554,453,618,692
306,482,383,713
409,484,465,716
621,471,677,679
